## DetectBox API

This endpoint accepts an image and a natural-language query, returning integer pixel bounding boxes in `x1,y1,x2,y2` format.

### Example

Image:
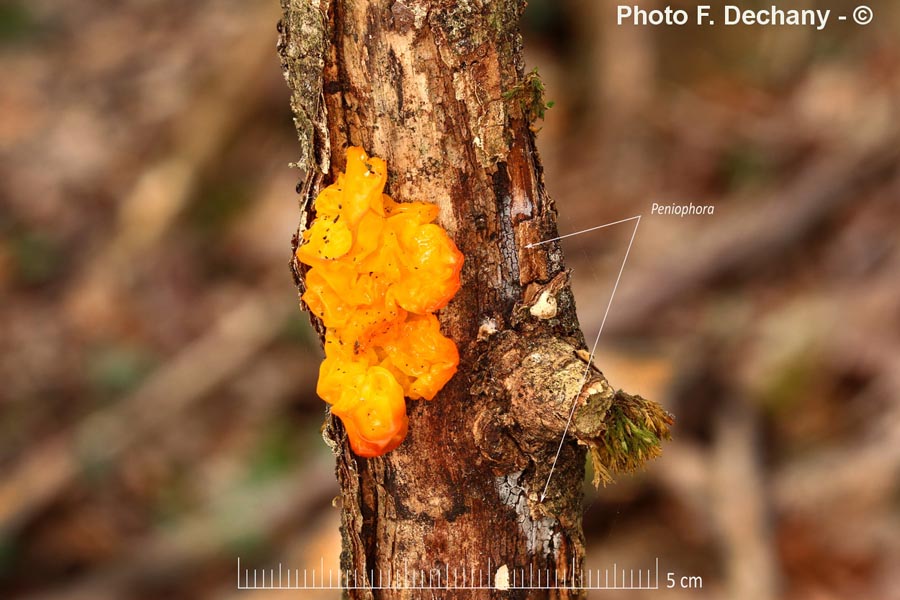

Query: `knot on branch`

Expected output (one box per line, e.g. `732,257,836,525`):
472,330,672,487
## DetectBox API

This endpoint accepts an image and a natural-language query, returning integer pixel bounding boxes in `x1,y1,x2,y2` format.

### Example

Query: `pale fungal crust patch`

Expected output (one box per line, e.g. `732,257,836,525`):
582,379,608,398
523,271,568,320
450,69,507,167
528,289,558,319
477,317,499,341
496,471,557,556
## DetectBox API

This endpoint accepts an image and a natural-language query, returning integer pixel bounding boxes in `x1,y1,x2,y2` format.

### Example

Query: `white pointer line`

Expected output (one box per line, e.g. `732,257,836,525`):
525,215,641,249
539,215,642,502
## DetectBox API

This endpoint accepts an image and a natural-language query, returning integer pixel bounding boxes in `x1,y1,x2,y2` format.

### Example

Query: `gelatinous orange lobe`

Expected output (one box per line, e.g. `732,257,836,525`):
344,210,384,265
296,146,462,458
389,217,463,314
313,261,382,309
331,366,408,457
322,330,352,360
383,194,439,223
341,147,387,224
323,330,380,368
380,314,459,400
340,411,408,457
312,185,344,219
316,355,367,406
338,300,406,354
301,269,352,329
358,225,404,284
296,215,352,263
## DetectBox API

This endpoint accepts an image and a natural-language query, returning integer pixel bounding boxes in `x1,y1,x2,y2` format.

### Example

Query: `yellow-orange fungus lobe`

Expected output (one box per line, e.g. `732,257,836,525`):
297,147,463,458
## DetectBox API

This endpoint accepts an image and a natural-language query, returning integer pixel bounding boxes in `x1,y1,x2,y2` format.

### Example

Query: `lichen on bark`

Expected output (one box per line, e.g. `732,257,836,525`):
278,0,330,174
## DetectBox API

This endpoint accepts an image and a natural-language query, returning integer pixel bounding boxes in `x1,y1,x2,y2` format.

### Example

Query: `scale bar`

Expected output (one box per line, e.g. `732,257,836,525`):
236,558,660,591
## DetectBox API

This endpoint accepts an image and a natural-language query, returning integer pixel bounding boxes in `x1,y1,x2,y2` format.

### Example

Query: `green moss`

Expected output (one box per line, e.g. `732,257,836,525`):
502,67,555,125
589,391,673,487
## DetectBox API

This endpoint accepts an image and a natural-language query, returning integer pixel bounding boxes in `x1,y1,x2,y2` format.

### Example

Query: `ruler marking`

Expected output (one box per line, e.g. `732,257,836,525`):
234,558,660,591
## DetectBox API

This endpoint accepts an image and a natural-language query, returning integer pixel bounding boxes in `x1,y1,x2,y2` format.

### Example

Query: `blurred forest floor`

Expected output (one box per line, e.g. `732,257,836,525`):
1,0,899,599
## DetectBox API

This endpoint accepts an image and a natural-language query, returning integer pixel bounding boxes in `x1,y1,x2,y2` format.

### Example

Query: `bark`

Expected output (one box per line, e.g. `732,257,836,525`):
277,1,670,598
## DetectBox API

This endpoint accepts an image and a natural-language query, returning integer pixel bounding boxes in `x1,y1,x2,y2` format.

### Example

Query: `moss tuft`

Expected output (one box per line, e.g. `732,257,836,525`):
502,67,554,126
589,390,673,487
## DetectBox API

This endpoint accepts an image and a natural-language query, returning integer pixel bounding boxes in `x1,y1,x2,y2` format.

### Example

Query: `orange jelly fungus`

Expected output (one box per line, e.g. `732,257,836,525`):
296,147,463,457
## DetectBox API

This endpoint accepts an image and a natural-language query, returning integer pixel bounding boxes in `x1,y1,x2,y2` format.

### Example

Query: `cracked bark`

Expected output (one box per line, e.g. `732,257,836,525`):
278,1,670,598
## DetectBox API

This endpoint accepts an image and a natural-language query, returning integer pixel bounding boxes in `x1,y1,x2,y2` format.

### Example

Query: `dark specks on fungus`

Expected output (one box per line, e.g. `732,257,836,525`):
296,147,464,457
